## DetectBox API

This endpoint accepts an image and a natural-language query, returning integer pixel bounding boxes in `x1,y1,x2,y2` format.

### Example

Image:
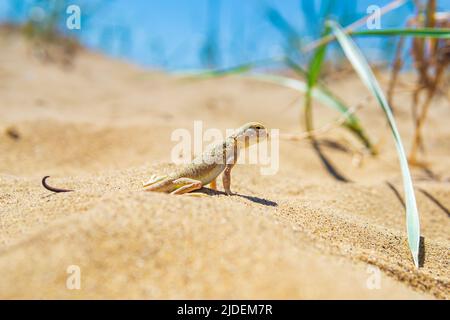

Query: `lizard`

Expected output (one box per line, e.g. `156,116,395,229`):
41,122,268,196
142,122,268,195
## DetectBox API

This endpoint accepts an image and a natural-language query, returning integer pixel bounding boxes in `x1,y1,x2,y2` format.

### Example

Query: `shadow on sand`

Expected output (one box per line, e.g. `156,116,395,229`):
197,188,278,207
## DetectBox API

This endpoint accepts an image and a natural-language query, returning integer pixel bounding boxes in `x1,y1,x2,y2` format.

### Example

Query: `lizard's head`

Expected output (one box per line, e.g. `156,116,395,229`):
232,122,268,148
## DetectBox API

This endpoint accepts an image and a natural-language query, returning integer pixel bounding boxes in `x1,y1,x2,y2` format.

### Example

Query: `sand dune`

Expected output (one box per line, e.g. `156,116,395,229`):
0,31,448,299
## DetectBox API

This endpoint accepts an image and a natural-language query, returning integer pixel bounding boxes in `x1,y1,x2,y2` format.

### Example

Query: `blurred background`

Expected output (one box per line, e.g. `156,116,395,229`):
1,0,448,70
0,2,449,299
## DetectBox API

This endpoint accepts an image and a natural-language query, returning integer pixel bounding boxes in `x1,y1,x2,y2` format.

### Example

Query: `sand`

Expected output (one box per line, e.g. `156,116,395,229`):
0,30,448,299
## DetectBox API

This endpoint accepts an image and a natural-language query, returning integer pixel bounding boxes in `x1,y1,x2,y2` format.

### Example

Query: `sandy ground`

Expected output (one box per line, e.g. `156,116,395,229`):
0,30,449,299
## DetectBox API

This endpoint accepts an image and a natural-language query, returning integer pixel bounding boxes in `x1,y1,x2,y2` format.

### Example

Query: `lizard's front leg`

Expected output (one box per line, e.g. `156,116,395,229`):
222,163,235,195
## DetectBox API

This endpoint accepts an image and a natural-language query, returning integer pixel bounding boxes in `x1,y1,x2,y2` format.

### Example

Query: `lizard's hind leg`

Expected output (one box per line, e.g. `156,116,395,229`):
143,174,167,188
170,178,203,195
209,178,217,190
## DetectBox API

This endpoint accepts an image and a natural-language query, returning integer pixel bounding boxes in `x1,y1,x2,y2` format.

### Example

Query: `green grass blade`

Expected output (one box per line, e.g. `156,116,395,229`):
351,28,450,38
303,0,408,52
307,38,329,88
243,73,373,151
305,26,330,132
175,64,254,79
175,58,374,153
284,58,374,152
284,57,309,78
328,20,420,267
173,56,284,79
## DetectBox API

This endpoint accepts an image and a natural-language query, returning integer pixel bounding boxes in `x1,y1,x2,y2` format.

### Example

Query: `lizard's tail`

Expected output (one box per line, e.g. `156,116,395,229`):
142,174,167,187
42,176,74,193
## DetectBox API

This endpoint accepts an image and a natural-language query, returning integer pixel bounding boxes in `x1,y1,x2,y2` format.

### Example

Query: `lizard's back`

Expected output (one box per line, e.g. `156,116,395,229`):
146,138,236,193
172,138,236,184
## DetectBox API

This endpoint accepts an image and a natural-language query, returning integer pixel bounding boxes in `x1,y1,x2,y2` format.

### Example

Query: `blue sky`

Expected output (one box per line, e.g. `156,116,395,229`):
1,0,449,69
